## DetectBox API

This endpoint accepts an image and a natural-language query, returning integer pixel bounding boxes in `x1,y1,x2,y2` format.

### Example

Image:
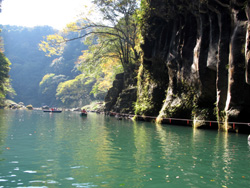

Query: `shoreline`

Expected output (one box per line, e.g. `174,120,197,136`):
105,111,250,134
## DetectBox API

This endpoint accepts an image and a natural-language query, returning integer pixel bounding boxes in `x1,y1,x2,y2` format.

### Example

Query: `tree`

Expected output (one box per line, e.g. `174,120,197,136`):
76,36,123,95
56,74,95,107
0,52,14,103
39,0,141,99
89,0,140,68
40,0,141,70
39,73,67,106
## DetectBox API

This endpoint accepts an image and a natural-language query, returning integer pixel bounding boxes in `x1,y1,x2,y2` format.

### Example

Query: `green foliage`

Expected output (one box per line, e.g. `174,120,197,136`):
90,0,141,66
0,52,10,86
39,0,141,100
77,41,123,96
214,107,226,124
162,80,199,119
39,73,67,106
135,0,150,30
39,34,66,57
0,52,14,104
134,64,154,115
56,75,95,106
39,73,55,86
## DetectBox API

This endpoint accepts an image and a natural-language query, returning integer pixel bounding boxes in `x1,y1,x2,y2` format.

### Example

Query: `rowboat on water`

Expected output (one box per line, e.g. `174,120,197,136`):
80,112,87,116
80,109,87,116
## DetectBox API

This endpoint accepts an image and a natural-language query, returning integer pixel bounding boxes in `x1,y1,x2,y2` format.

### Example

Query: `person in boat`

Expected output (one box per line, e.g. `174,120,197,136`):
81,109,87,114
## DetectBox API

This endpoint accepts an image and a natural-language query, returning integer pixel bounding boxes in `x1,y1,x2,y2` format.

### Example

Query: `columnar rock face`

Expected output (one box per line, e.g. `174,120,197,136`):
104,73,125,112
105,0,250,132
104,69,138,114
136,0,250,130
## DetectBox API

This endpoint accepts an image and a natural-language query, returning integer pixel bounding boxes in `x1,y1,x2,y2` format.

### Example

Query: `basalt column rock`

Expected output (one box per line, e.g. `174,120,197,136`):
207,2,231,124
104,73,124,112
195,11,217,121
245,5,250,85
138,1,218,123
106,0,250,132
246,5,250,84
225,3,250,128
136,15,170,116
104,68,138,114
137,0,250,132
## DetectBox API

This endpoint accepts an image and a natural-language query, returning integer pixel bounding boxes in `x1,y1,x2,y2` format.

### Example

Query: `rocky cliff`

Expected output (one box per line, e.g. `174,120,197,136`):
105,0,250,132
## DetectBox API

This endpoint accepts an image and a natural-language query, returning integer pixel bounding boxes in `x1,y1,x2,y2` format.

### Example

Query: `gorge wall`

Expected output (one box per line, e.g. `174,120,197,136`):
105,0,250,132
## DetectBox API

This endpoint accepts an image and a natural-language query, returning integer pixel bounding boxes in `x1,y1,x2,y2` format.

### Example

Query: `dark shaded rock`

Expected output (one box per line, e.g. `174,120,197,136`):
225,12,250,123
104,73,124,112
112,87,137,114
136,0,250,131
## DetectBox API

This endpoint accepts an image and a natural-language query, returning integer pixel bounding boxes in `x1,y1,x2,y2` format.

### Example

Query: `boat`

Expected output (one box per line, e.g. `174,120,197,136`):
80,112,87,116
80,109,87,116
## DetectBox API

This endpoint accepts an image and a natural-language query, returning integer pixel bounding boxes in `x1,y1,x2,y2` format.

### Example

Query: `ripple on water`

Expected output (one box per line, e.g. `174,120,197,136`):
65,177,74,180
0,179,8,182
72,183,98,187
46,159,54,162
17,186,48,188
23,170,37,174
29,180,46,183
47,180,59,184
70,166,81,169
6,174,16,177
70,165,88,169
9,161,19,164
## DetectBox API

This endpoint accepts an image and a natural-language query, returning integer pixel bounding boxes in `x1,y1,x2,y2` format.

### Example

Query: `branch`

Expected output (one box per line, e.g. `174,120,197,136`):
64,31,127,43
69,22,129,40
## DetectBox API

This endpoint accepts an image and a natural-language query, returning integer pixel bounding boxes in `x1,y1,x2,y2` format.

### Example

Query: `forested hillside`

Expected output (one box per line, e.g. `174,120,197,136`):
2,26,54,106
1,25,88,107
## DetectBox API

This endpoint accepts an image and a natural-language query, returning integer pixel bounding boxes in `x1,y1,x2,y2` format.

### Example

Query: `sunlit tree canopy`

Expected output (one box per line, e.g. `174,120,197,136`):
38,0,142,101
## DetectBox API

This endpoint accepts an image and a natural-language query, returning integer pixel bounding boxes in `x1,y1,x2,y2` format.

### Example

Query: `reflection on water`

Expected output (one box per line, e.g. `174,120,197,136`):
0,110,249,187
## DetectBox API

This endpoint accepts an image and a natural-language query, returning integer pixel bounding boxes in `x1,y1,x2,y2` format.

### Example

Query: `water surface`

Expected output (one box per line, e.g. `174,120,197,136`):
0,110,249,187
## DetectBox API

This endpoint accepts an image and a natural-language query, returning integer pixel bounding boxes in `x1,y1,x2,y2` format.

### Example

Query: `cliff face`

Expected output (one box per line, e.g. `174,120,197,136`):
137,0,250,129
105,0,250,131
105,67,138,114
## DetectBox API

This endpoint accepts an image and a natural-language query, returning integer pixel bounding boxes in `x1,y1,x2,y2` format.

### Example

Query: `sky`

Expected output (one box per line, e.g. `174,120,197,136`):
0,0,93,30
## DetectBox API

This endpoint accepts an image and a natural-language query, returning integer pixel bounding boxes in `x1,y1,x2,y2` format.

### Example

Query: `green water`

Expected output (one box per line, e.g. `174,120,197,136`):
0,110,249,188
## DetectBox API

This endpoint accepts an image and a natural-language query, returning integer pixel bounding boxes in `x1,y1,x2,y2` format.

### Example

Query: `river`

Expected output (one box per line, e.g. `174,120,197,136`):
0,109,249,188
